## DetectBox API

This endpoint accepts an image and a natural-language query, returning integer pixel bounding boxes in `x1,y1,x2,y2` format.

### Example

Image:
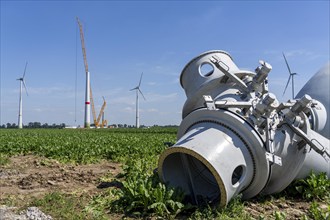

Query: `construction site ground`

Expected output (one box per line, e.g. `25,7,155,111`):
0,155,328,219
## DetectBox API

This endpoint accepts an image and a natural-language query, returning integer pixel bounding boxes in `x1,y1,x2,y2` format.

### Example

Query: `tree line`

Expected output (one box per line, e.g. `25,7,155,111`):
1,122,66,129
1,122,178,129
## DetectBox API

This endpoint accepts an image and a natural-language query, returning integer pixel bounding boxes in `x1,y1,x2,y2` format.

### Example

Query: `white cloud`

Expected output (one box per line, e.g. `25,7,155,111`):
33,108,43,112
146,108,158,112
123,106,134,113
144,92,178,102
147,82,157,86
28,86,71,95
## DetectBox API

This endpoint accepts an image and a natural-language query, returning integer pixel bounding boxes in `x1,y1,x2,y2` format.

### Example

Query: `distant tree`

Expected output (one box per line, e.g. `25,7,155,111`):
32,122,41,128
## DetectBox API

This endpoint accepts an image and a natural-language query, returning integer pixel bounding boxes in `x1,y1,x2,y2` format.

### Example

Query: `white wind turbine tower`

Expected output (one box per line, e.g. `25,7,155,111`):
282,52,298,99
17,62,29,129
130,72,146,128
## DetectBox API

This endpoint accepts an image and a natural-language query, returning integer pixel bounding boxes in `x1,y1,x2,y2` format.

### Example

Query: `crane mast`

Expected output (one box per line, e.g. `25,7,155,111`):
76,17,107,128
77,17,88,73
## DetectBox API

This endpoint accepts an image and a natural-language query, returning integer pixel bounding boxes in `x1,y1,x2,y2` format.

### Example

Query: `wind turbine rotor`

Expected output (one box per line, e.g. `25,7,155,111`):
282,52,297,99
130,72,146,128
283,74,292,96
23,80,29,96
138,88,146,100
138,72,143,87
130,86,139,91
282,53,292,74
22,62,28,79
17,61,28,129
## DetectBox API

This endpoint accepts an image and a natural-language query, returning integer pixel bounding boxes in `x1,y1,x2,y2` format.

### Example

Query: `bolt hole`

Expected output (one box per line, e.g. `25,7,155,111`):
200,62,214,77
231,165,244,185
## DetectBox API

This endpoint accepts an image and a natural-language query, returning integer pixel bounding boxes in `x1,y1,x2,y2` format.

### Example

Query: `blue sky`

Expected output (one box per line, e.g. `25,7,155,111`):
1,1,329,126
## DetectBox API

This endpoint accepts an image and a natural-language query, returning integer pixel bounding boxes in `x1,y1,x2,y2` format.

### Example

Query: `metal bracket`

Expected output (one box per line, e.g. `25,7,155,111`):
265,152,282,166
209,55,250,93
287,122,330,161
203,95,216,110
214,100,252,108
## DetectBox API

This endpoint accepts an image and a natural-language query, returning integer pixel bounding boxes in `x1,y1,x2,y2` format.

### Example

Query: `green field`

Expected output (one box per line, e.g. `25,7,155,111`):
0,128,329,219
0,127,176,164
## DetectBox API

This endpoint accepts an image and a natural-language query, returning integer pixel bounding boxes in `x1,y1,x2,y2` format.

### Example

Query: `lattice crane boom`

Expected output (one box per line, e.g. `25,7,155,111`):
95,96,107,127
76,17,89,73
76,17,97,126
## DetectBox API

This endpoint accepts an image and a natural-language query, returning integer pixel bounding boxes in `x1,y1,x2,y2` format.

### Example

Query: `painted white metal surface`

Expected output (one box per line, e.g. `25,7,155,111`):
296,62,330,138
18,80,23,129
84,71,91,128
158,50,330,207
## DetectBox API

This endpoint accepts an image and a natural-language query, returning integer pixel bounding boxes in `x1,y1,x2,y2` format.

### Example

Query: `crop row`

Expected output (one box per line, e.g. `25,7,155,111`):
0,128,177,164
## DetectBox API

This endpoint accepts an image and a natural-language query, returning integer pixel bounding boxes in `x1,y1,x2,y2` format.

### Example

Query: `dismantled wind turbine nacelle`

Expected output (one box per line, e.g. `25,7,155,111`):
158,50,330,207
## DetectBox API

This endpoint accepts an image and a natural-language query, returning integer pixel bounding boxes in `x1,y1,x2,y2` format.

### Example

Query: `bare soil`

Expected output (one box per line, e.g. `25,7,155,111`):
0,155,121,211
0,155,328,219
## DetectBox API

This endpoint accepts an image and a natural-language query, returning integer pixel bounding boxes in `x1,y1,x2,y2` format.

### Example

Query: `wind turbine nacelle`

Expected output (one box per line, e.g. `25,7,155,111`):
158,50,330,207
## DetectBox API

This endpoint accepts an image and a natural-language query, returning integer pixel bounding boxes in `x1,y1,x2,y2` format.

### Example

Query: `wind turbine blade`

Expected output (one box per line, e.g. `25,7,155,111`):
23,80,29,96
138,72,143,87
138,88,146,100
292,74,295,99
282,52,292,74
23,62,28,79
283,74,292,96
130,86,138,91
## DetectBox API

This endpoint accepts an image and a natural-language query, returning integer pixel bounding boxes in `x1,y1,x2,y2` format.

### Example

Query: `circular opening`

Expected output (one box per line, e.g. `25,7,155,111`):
199,62,214,77
231,165,244,185
161,152,221,206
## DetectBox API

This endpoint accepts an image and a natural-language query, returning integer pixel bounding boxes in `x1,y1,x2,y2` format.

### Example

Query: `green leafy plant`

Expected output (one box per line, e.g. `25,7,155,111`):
0,128,176,165
111,168,185,218
85,191,115,219
294,172,330,201
30,192,104,220
0,153,9,165
187,195,248,220
273,210,286,220
307,201,330,220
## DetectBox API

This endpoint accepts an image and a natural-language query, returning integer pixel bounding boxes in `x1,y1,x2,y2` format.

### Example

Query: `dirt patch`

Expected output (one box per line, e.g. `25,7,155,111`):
0,155,121,203
0,155,328,219
244,198,312,219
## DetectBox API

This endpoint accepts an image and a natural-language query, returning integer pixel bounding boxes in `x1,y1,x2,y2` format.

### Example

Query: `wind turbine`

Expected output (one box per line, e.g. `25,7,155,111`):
282,52,298,99
17,62,29,129
130,72,146,128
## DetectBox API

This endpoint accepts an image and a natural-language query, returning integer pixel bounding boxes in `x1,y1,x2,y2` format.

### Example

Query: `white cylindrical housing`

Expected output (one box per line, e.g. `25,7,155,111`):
180,50,240,98
159,123,254,206
84,71,90,128
158,109,270,207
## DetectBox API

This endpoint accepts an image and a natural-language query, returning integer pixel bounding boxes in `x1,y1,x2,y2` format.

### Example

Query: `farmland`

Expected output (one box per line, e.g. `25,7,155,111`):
0,128,329,219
